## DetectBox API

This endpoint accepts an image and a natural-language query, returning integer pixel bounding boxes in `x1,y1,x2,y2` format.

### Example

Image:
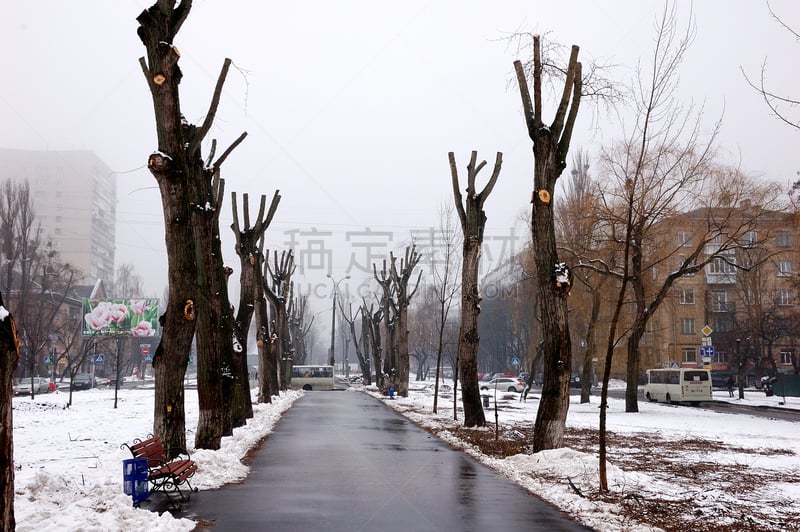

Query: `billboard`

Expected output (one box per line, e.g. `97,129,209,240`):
82,299,160,337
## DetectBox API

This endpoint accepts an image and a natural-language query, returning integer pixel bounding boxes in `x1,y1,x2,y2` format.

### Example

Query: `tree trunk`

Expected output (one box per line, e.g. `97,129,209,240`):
0,291,19,530
457,240,485,427
449,150,502,428
137,2,196,455
514,38,582,451
255,295,274,403
580,287,601,403
192,170,235,449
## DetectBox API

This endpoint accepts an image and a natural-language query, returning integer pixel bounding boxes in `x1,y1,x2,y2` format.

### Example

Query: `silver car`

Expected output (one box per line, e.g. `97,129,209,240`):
480,377,526,393
13,377,51,396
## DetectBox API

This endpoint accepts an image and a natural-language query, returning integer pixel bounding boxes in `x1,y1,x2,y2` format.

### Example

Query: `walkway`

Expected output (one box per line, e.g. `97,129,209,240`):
188,391,590,531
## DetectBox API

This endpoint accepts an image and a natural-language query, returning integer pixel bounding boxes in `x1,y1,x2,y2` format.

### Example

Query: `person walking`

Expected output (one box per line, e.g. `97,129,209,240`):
726,375,735,397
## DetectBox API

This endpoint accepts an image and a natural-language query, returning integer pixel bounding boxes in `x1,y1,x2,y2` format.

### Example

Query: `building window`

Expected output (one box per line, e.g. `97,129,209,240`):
777,261,792,277
780,350,794,365
742,231,757,247
714,349,728,364
708,256,736,275
680,288,695,305
677,231,692,247
776,231,791,248
680,318,696,335
682,347,697,363
710,290,728,312
777,289,793,306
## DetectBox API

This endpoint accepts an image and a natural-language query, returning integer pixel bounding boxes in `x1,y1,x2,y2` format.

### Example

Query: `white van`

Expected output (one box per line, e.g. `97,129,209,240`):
644,368,712,406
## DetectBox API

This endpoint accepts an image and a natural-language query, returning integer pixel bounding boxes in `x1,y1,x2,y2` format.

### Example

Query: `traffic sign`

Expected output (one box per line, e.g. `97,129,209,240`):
701,325,713,336
701,336,712,346
94,354,105,364
700,346,715,358
145,353,154,363
511,357,520,366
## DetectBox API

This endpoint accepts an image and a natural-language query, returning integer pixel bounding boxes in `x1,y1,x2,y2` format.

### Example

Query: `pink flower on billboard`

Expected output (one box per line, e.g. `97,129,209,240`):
82,298,160,337
130,299,147,315
132,321,155,337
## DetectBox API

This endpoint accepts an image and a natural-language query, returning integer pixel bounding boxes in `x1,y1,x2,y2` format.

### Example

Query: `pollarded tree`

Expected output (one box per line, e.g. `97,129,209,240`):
137,1,246,451
362,301,383,388
231,190,281,423
449,150,502,427
264,250,295,390
389,246,422,397
288,293,313,366
514,35,581,451
338,301,370,384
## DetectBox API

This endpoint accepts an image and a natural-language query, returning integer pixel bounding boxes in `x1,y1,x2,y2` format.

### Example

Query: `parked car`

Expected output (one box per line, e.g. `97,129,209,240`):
570,372,583,388
480,377,526,393
13,377,51,396
72,374,96,390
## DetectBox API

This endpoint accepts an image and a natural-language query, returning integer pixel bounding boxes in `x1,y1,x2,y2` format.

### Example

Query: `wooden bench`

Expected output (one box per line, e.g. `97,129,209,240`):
121,435,198,506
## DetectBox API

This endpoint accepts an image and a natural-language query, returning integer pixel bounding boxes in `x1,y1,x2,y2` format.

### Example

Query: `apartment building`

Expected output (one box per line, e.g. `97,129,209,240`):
640,208,799,376
0,148,116,288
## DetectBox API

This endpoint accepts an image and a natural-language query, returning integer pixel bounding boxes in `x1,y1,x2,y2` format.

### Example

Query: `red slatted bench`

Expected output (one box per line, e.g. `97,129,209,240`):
121,435,198,506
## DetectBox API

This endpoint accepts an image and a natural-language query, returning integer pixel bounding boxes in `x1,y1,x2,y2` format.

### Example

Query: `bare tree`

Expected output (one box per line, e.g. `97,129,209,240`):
338,301,370,384
590,6,785,490
742,2,800,132
138,1,246,452
426,204,461,413
388,246,422,397
362,301,383,388
287,293,313,366
373,260,397,386
231,191,280,421
449,150,502,427
514,33,582,450
264,250,295,390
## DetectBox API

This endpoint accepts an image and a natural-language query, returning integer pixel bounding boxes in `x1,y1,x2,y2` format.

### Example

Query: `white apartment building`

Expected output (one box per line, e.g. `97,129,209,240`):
0,148,116,288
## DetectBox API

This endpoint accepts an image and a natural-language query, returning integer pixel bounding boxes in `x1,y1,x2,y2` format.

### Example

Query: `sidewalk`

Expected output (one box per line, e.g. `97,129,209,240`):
179,391,591,531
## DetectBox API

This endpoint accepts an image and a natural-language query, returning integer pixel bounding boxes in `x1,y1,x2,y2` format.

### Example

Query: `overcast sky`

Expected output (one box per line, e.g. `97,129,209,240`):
2,1,798,313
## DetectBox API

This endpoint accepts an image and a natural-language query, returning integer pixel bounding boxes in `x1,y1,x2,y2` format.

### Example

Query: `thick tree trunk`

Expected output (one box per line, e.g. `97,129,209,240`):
0,292,19,530
449,151,502,428
137,2,196,455
514,38,582,452
395,304,410,396
457,241,485,427
193,175,235,449
255,296,274,403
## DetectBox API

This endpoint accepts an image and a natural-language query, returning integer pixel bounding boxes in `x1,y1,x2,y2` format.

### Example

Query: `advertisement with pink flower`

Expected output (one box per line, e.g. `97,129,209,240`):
82,298,160,337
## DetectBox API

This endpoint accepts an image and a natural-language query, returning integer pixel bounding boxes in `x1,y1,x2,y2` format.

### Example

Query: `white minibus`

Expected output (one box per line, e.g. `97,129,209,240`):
290,365,335,391
644,368,712,406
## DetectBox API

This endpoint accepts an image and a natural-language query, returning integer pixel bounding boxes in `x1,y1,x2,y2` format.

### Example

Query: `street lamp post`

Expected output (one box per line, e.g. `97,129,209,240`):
327,274,350,371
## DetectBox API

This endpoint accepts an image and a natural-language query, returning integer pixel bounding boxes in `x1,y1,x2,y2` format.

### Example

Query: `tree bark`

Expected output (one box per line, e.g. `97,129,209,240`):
0,291,19,530
137,1,196,455
231,191,281,423
514,36,582,451
449,150,502,427
389,246,421,397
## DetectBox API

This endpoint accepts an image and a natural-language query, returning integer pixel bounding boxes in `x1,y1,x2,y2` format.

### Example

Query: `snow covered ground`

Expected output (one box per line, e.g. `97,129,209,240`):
10,379,800,531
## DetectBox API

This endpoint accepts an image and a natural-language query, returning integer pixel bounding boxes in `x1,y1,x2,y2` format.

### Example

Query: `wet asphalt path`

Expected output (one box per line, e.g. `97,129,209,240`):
190,391,590,531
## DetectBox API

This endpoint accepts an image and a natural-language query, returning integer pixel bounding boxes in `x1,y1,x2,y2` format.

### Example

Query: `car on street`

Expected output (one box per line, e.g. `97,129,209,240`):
13,377,51,395
570,372,584,388
71,373,96,390
480,377,526,393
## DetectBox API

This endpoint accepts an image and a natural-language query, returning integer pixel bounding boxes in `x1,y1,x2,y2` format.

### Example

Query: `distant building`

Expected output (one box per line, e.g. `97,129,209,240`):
0,148,116,288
